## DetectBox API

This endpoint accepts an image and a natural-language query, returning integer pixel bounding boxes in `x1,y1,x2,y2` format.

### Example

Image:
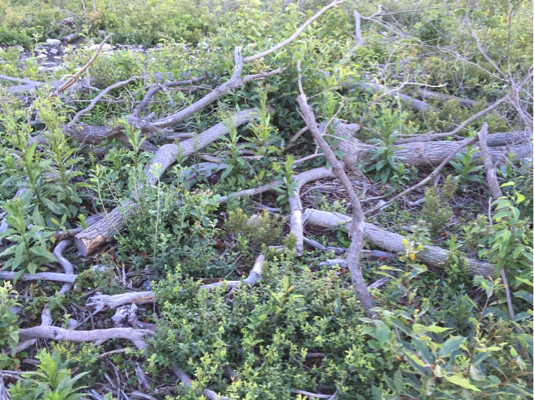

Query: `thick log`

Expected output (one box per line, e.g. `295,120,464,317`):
303,209,494,277
74,109,259,256
331,122,532,170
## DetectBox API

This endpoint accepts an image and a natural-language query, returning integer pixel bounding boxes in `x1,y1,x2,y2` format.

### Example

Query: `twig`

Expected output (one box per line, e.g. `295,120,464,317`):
478,123,515,319
243,0,346,63
290,389,335,399
0,271,77,283
69,77,138,126
54,34,113,96
53,239,75,295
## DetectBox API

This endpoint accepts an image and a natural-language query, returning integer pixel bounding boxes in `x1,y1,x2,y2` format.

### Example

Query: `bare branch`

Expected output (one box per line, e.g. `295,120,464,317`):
69,77,138,126
18,326,154,350
297,60,376,318
243,0,345,63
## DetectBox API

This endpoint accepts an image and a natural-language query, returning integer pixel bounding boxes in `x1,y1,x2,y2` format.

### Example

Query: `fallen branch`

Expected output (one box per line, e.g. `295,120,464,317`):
74,108,260,256
86,254,266,311
288,167,336,254
54,34,113,96
53,239,75,295
297,61,376,318
395,94,510,143
200,253,265,290
16,305,52,353
303,208,494,277
218,180,282,204
68,76,138,126
290,389,335,399
0,271,77,283
18,326,153,350
478,123,515,319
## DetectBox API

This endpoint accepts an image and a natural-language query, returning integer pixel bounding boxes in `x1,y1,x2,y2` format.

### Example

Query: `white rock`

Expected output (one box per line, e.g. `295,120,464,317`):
46,38,61,46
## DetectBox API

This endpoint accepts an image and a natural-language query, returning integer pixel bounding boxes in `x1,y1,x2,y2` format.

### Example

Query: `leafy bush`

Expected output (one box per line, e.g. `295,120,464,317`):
421,175,458,235
8,350,88,400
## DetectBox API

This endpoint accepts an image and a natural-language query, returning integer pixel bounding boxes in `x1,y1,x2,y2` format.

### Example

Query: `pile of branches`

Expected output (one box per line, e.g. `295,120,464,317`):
0,0,532,398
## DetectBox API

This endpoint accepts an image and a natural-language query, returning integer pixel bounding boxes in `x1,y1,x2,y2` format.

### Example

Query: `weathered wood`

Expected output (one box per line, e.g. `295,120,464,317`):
18,326,153,350
74,109,260,256
303,209,494,277
332,121,532,170
298,72,376,318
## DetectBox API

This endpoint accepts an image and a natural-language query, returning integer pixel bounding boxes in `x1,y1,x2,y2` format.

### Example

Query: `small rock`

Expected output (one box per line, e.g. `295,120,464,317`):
49,48,59,55
36,54,47,59
46,38,61,47
98,30,106,38
89,43,112,52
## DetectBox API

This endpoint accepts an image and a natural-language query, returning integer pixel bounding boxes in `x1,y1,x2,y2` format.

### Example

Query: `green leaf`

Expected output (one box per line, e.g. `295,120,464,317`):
30,246,56,262
444,374,480,391
514,290,533,304
372,320,391,347
438,336,467,357
425,324,451,334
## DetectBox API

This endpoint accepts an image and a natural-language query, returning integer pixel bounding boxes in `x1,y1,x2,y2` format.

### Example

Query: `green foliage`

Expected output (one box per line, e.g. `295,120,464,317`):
8,350,88,400
421,175,458,235
361,109,412,186
148,260,393,399
0,198,56,282
450,145,485,185
480,185,533,278
0,282,19,369
116,180,221,276
226,208,284,258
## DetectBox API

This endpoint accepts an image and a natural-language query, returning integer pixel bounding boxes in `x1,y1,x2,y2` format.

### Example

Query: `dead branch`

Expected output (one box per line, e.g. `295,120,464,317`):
290,389,334,399
129,48,281,132
297,61,376,318
0,271,77,283
18,326,153,350
478,123,515,319
74,108,260,256
86,254,266,311
288,167,336,254
303,208,494,277
86,291,156,312
54,34,113,96
353,80,434,113
396,94,511,143
411,87,478,108
16,305,53,353
53,239,75,295
478,123,503,199
172,367,229,400
243,0,345,63
69,77,138,126
200,253,265,289
365,131,480,215
129,1,342,132
218,180,282,204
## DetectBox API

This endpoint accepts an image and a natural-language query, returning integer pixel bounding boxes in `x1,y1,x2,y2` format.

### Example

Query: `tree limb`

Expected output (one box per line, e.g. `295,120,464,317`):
297,61,376,318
